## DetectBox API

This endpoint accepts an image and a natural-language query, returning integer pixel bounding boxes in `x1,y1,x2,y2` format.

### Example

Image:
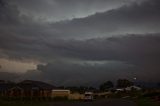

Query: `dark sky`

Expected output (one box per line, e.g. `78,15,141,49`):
0,0,160,86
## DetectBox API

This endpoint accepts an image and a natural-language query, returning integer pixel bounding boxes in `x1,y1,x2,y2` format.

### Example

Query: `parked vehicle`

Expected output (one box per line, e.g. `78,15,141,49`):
84,92,94,101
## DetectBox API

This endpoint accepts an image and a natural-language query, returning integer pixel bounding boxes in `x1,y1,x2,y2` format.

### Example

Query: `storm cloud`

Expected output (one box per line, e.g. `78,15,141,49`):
6,0,146,22
2,34,159,85
0,0,160,85
50,0,160,38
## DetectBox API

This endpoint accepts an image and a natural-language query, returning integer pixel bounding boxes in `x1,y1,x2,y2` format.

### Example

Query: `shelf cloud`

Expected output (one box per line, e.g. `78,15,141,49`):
0,0,160,85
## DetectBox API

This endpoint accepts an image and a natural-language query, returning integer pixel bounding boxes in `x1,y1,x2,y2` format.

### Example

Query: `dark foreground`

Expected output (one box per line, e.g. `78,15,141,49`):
50,99,137,106
0,99,137,106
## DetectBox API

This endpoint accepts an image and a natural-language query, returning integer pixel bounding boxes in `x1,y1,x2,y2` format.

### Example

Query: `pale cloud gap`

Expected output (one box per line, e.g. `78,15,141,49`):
0,58,37,73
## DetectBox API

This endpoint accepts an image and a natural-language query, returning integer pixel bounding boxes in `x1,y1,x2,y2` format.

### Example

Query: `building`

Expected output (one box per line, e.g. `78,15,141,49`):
1,80,88,100
116,85,142,92
6,80,55,98
51,89,70,98
51,89,85,100
0,81,15,96
125,85,142,91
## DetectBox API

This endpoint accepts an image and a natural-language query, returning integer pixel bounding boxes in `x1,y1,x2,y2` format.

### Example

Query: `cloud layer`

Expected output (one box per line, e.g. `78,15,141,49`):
7,0,145,22
0,0,160,85
1,34,160,85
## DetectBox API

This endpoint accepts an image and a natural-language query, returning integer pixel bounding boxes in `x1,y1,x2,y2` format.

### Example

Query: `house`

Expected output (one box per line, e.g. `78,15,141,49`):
8,80,55,97
0,81,15,96
125,85,142,91
8,86,23,97
51,89,70,98
115,85,142,92
51,89,85,100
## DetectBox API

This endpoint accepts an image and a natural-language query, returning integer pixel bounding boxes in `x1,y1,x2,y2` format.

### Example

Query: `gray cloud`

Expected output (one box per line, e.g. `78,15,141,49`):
50,0,160,39
21,55,160,86
1,34,160,85
0,0,160,85
22,61,135,86
0,72,20,81
1,0,160,41
1,33,160,63
7,0,142,22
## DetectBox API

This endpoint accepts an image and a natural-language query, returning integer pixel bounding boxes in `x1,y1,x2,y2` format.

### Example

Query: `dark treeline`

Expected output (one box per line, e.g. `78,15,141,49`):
56,79,134,93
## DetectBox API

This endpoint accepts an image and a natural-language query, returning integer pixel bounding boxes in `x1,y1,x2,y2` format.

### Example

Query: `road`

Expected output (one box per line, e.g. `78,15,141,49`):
49,99,137,106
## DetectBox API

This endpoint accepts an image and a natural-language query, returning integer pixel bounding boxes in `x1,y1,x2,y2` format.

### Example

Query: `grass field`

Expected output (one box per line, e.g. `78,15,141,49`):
0,98,77,106
0,99,136,106
135,98,160,106
0,100,49,106
0,97,159,106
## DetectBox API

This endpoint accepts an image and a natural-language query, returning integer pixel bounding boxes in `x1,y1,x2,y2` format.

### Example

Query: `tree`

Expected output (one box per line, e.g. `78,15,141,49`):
116,79,133,88
99,81,114,91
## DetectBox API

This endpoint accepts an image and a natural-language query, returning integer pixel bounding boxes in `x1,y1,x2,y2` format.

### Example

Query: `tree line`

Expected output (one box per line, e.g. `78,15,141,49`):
56,79,134,93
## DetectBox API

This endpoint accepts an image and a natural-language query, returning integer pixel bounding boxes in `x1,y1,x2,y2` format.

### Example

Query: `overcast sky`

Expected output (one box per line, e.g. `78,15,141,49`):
0,0,160,86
